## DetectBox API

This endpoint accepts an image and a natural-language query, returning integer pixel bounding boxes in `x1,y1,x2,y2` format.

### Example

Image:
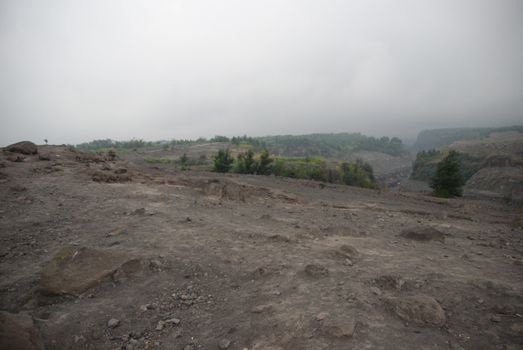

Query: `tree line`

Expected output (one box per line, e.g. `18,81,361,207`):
213,148,378,189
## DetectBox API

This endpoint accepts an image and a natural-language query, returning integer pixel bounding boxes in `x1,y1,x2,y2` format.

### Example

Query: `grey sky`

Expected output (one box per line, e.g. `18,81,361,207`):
1,0,522,145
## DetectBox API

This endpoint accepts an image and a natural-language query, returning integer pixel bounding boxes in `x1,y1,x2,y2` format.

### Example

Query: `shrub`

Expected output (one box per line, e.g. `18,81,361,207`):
257,149,273,175
430,150,465,197
213,149,234,173
235,149,257,174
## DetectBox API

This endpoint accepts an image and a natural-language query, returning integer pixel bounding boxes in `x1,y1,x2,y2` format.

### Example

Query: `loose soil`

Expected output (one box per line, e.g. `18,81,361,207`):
0,145,522,350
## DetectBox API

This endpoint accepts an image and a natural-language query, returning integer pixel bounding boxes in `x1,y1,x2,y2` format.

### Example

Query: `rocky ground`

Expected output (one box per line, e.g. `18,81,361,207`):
1,144,522,350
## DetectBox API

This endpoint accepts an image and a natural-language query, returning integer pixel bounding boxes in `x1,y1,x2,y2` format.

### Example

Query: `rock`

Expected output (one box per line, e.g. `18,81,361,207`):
156,320,166,331
370,287,382,296
251,304,273,314
165,318,180,325
320,317,356,338
386,295,446,327
399,227,445,243
335,244,359,260
6,155,25,162
38,154,51,161
107,228,126,237
114,168,127,174
39,245,140,296
184,346,195,350
131,208,146,215
218,338,231,349
0,311,45,350
107,318,120,328
304,264,329,278
343,258,353,266
373,275,405,291
315,312,330,321
5,141,38,155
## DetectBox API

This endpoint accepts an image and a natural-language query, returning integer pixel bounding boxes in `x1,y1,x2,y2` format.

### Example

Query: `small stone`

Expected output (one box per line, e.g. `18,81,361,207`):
74,335,85,343
165,318,180,325
218,338,231,349
370,287,382,296
315,312,330,321
140,304,154,311
107,318,120,328
251,304,273,313
343,258,353,266
156,320,166,331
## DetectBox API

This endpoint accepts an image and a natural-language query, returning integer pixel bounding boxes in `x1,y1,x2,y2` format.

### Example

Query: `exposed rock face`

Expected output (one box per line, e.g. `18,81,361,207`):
39,245,141,296
0,311,45,350
400,226,445,243
5,141,38,155
386,295,446,327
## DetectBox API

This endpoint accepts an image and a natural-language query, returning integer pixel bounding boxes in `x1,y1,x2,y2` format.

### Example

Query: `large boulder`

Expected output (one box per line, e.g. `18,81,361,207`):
0,311,45,350
5,141,38,155
39,245,141,296
386,295,446,327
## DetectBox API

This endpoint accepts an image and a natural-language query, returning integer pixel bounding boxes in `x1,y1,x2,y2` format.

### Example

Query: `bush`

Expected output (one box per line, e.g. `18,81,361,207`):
213,149,234,173
257,149,273,175
430,150,465,197
339,159,377,189
235,149,257,174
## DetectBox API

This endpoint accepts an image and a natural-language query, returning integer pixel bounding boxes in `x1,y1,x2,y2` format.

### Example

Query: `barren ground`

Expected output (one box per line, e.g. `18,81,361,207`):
1,146,522,350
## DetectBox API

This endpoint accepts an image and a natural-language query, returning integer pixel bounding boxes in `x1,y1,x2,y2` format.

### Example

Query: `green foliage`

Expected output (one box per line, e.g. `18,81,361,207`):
235,149,257,174
411,149,441,180
411,149,484,183
430,150,465,198
210,135,230,142
257,133,405,157
339,159,378,189
257,149,274,175
144,156,174,164
213,149,234,173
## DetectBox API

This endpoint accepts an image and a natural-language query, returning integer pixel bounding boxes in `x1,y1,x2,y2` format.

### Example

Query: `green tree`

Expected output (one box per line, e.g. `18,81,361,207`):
235,149,256,174
179,153,188,170
256,149,273,175
430,150,465,198
213,149,234,173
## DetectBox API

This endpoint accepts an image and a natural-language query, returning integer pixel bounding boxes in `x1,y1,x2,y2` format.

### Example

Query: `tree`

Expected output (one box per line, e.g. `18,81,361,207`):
256,149,273,175
235,149,256,174
179,153,188,170
213,149,234,173
430,150,465,198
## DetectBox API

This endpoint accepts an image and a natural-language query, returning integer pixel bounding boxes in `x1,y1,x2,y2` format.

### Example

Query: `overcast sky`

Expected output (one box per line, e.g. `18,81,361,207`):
1,0,522,145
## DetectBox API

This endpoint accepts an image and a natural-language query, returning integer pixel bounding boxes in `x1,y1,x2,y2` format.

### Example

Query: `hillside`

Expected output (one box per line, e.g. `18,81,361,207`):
412,126,523,151
77,133,412,188
411,131,523,200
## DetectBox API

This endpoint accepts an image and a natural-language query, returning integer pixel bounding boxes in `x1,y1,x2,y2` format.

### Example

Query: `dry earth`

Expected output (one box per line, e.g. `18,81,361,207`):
1,145,522,350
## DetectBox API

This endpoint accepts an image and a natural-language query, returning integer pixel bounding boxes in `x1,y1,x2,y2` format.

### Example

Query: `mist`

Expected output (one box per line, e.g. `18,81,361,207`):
1,0,522,146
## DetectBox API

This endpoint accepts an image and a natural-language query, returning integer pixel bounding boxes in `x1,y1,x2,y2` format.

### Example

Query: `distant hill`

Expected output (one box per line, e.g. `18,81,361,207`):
255,133,405,158
412,125,523,151
411,130,523,201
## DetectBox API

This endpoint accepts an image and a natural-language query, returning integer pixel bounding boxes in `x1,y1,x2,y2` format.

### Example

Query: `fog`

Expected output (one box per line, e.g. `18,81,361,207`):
1,0,522,145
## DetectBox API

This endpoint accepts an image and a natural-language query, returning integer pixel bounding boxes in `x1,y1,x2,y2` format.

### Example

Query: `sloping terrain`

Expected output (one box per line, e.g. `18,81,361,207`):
411,131,523,200
1,145,522,350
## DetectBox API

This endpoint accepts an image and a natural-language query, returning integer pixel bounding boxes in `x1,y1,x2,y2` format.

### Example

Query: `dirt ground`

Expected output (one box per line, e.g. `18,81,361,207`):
1,145,522,350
